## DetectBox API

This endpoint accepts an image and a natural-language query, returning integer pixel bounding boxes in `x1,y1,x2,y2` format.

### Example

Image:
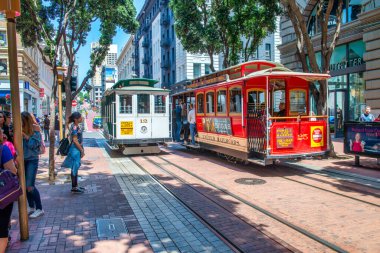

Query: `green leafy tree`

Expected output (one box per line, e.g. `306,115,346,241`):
17,0,138,180
171,0,281,69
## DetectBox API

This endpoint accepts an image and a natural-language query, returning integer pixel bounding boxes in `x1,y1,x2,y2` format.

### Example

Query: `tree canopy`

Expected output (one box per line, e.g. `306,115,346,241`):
170,0,281,70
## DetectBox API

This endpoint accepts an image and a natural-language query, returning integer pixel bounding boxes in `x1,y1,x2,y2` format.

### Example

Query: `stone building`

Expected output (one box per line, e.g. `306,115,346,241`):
278,0,380,137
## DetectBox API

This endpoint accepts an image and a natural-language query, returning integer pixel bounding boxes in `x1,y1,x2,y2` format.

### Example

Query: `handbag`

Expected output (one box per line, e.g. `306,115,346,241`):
57,137,71,156
0,145,22,209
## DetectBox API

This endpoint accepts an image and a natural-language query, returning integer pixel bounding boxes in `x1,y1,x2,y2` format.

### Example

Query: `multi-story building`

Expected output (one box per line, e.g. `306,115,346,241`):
278,0,380,137
116,35,135,80
37,48,54,117
134,0,219,89
0,17,41,114
90,43,117,106
101,65,117,91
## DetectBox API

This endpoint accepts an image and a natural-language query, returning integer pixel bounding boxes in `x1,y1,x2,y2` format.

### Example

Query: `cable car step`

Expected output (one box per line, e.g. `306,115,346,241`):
247,158,274,166
105,141,119,150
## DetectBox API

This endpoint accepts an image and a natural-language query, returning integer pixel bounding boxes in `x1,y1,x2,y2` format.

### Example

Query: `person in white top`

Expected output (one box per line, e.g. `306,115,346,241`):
187,104,196,145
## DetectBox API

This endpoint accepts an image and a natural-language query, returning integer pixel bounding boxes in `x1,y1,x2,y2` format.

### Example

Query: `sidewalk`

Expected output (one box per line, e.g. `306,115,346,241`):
7,134,232,253
290,138,380,180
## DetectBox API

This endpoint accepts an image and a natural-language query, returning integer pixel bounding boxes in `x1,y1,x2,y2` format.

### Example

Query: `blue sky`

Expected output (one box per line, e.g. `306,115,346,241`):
76,0,144,83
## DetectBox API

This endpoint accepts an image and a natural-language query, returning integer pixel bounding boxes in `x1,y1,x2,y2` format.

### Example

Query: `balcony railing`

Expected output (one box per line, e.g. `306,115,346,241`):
160,16,170,26
160,39,170,48
161,60,170,69
142,57,150,65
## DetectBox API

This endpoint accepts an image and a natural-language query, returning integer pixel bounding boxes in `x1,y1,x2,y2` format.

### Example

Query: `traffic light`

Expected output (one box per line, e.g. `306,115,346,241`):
85,84,93,92
5,94,10,105
70,76,77,92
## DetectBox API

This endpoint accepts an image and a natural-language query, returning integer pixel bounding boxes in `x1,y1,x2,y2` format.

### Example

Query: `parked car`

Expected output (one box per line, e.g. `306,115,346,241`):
93,116,102,128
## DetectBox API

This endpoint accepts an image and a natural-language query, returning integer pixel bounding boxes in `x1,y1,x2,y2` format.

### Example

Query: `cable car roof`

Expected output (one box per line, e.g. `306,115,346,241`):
111,78,159,89
244,67,330,82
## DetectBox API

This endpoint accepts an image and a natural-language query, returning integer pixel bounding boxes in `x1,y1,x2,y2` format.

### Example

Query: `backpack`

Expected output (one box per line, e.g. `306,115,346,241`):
57,137,71,156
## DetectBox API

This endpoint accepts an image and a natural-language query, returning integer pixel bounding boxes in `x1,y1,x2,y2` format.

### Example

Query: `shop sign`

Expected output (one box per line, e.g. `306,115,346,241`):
344,122,380,158
120,121,133,135
311,126,324,147
24,81,30,90
39,88,44,98
276,128,294,149
329,57,363,71
202,117,232,135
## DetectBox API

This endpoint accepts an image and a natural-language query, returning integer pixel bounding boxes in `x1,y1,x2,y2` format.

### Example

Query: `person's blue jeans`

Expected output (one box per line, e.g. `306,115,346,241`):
176,121,182,142
190,123,196,145
44,129,49,142
25,159,42,210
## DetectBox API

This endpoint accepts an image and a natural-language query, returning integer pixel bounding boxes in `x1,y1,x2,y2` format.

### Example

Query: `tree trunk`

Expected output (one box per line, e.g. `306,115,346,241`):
48,98,57,181
207,49,216,72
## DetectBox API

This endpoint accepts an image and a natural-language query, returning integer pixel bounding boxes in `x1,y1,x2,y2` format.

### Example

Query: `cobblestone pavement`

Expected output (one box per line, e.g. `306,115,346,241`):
7,132,234,253
138,144,380,253
98,142,233,253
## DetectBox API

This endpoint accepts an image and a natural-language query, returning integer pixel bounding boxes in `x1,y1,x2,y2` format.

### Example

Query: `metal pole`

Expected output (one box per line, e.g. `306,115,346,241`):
58,81,63,140
6,17,29,241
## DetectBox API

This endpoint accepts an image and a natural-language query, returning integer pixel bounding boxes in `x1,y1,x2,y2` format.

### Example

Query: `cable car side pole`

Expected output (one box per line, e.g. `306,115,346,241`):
266,76,270,156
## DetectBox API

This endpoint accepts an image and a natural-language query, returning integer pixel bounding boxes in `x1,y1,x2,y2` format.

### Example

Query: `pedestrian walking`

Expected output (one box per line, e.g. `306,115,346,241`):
175,100,183,142
43,115,50,142
22,112,44,218
55,114,60,142
62,112,85,194
0,140,18,252
359,106,375,122
188,104,196,146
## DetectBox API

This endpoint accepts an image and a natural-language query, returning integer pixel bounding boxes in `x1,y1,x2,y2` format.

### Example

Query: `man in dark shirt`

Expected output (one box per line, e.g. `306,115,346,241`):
43,115,50,142
277,102,286,117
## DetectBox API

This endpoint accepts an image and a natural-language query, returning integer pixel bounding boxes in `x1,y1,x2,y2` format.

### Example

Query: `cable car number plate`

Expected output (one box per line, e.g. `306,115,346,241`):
120,121,133,135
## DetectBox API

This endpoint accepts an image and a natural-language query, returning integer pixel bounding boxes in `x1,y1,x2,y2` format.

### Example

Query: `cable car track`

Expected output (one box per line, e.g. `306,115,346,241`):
132,155,349,253
169,145,380,206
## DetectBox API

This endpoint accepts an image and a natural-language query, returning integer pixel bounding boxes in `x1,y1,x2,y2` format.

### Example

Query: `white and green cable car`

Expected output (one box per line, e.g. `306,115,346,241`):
101,78,171,155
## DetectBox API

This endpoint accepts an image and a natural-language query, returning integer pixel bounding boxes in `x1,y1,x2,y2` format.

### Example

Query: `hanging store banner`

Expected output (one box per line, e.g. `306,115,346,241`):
344,122,380,158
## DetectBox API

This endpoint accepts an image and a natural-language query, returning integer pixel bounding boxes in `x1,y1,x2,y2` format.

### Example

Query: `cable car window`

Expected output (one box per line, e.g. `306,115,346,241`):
119,95,133,114
229,87,242,113
248,90,265,111
217,90,227,114
197,93,204,114
289,89,307,115
273,90,285,114
154,95,166,113
206,91,215,114
138,94,150,114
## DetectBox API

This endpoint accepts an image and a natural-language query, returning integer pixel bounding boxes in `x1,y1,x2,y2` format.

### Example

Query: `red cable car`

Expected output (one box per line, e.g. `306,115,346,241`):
172,61,330,165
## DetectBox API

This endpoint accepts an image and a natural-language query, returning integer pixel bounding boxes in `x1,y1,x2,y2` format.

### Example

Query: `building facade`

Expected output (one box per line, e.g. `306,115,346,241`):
116,35,135,80
278,0,380,137
90,43,117,106
0,18,41,115
37,49,54,117
134,0,219,89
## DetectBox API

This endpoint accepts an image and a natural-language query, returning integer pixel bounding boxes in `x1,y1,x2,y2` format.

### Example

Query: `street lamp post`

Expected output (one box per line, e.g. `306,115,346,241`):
57,67,66,141
0,0,29,241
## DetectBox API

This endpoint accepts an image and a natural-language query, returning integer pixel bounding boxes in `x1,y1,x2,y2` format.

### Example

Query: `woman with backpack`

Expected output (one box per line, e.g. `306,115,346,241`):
22,112,44,218
0,139,18,252
62,112,85,193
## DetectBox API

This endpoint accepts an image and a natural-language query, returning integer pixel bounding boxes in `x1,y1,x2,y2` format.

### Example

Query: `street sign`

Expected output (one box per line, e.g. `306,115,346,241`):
72,100,77,107
39,88,44,98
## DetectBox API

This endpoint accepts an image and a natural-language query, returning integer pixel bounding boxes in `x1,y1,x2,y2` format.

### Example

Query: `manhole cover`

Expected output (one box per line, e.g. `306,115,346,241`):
96,218,128,238
235,178,266,185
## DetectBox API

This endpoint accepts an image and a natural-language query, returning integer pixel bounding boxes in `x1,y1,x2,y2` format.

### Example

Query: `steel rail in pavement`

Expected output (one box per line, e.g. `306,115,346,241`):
151,155,349,253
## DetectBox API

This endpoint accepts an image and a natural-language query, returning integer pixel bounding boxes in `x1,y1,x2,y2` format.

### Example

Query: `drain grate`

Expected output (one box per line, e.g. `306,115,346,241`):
96,218,128,238
235,178,266,185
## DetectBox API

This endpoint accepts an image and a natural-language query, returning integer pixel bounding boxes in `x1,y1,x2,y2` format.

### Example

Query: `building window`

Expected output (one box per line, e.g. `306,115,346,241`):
265,44,271,61
229,87,242,113
289,89,307,115
349,72,365,121
205,64,211,75
0,59,7,75
248,89,266,111
206,91,215,114
138,94,150,114
0,32,6,46
120,95,133,114
193,63,201,78
155,95,166,113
